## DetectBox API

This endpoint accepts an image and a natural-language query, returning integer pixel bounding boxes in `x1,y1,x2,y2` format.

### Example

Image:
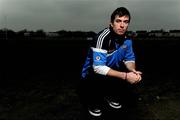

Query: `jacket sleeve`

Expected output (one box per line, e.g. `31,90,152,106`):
91,28,111,75
91,47,110,75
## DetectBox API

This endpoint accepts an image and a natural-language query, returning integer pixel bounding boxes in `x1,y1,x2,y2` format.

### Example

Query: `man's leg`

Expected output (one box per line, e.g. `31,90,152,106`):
78,77,104,117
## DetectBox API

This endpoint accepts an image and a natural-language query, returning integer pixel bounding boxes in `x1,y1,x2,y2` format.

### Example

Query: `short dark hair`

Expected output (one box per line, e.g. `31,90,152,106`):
111,7,131,23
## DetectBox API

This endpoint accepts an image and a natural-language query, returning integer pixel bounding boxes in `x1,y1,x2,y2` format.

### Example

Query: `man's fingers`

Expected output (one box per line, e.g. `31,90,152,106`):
127,72,142,84
134,71,142,75
137,71,142,75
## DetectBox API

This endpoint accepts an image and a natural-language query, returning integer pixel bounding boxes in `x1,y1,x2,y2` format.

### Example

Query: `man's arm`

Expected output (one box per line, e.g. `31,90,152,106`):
124,61,142,74
124,61,136,72
106,68,126,80
91,47,142,84
106,68,141,84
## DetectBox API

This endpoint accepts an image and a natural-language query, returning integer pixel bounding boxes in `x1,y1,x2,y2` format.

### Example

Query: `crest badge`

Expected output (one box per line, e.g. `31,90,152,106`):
96,56,101,61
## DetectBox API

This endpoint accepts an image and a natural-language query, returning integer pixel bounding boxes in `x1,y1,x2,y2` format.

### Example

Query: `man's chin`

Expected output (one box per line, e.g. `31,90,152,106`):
117,32,125,36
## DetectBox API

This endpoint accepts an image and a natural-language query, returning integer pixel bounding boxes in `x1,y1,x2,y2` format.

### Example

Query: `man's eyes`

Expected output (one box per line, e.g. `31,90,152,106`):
115,20,129,23
115,19,121,22
124,20,129,23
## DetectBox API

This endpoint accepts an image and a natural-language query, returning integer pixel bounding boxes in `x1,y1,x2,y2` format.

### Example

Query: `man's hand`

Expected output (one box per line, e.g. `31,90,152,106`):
126,72,142,84
132,70,142,76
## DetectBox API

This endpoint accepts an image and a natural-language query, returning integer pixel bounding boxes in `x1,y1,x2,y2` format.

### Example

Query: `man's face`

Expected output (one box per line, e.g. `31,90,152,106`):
110,15,130,35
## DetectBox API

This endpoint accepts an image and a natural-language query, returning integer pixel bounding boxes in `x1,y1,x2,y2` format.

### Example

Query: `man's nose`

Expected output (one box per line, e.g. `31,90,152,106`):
120,22,124,28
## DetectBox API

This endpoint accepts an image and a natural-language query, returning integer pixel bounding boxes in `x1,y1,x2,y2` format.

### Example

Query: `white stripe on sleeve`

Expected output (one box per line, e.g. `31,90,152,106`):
93,65,110,75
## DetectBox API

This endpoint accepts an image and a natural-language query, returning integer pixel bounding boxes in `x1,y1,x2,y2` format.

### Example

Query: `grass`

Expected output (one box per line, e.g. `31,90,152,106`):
0,39,180,119
0,73,180,120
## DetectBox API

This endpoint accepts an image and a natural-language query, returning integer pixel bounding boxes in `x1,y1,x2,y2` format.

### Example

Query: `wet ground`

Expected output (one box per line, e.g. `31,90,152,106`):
0,39,180,120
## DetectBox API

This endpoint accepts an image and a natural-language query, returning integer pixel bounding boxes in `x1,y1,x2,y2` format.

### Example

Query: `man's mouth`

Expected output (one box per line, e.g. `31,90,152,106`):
118,29,124,33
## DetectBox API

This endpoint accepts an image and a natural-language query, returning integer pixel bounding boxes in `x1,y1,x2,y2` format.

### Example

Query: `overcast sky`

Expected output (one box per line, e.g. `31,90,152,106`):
0,0,180,32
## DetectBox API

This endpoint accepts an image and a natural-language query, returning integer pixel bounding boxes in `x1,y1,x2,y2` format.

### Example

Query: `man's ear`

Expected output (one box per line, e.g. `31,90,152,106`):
110,22,113,27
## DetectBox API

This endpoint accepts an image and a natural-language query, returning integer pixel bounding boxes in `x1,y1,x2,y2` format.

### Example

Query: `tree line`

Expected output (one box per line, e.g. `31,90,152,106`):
0,29,97,40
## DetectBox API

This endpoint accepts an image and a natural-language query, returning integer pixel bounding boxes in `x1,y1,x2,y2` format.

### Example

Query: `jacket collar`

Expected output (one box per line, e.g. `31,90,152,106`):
109,27,126,45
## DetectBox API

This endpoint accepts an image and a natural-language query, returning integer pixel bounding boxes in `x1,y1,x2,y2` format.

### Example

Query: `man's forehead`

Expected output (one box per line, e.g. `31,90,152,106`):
115,15,129,20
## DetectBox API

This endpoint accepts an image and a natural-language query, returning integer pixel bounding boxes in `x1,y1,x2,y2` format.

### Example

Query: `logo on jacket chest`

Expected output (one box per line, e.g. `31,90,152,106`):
121,45,127,49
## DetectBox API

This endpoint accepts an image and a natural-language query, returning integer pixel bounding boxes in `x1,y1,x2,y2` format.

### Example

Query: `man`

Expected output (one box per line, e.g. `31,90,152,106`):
79,7,142,118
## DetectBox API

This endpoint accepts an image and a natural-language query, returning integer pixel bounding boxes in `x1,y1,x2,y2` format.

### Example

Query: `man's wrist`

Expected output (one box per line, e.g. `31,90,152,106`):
122,72,127,80
125,72,127,80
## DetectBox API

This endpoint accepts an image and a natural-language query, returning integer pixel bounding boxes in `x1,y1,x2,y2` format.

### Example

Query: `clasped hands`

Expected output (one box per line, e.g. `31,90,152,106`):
126,70,142,84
